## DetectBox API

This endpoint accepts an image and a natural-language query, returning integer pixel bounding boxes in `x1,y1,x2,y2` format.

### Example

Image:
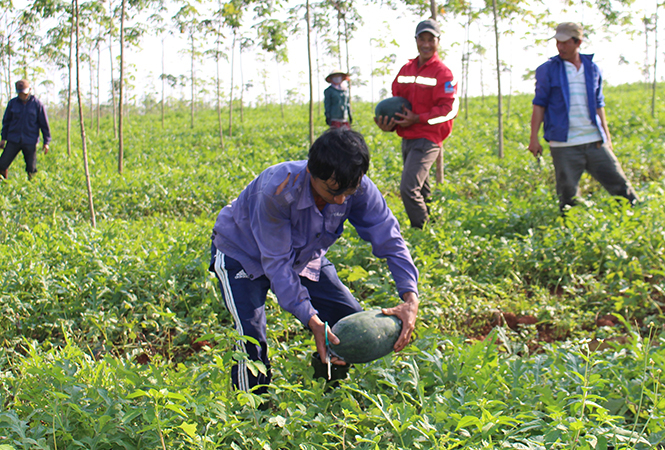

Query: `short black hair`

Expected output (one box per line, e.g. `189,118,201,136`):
307,128,370,194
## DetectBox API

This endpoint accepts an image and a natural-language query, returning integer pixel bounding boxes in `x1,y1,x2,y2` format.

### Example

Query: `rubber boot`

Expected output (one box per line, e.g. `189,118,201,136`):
311,352,351,390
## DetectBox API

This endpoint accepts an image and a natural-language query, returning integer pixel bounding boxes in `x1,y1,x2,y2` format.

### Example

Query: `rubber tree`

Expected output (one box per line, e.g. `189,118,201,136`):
12,8,43,83
0,0,14,102
369,31,398,105
217,0,247,137
35,0,74,156
34,0,102,156
238,35,253,123
173,1,212,130
116,0,152,174
207,0,228,147
306,0,314,144
141,1,168,129
283,1,316,143
73,0,97,228
256,18,289,119
652,5,659,118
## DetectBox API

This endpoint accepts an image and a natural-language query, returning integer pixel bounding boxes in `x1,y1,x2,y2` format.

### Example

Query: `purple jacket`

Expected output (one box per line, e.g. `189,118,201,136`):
211,160,419,325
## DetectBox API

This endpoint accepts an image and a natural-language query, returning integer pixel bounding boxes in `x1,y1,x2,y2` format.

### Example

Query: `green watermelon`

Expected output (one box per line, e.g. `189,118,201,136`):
374,96,412,121
330,310,402,363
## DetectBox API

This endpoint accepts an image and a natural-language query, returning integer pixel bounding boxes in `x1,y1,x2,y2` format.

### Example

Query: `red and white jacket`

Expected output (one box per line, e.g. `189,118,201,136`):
391,53,458,146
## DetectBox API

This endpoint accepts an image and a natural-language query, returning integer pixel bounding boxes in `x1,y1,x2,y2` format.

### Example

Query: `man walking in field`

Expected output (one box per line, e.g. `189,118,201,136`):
209,128,419,395
0,79,51,181
375,18,459,229
528,22,638,211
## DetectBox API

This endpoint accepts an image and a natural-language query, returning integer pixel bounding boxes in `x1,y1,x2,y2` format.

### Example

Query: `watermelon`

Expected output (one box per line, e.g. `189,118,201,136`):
329,310,402,364
374,96,412,121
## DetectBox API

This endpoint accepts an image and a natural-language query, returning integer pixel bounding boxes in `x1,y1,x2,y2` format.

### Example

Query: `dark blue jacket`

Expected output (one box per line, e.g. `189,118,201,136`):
324,85,352,124
1,95,51,146
533,53,606,143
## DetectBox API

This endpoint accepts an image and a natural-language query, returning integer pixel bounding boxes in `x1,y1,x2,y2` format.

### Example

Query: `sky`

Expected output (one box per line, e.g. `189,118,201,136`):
9,0,663,108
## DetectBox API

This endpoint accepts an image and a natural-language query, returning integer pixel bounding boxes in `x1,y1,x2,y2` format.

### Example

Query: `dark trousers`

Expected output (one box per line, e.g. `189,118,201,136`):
209,245,362,394
550,141,638,210
0,141,38,174
400,138,441,228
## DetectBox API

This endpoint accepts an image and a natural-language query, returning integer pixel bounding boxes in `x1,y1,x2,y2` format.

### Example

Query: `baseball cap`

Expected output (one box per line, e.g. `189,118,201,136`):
15,79,31,94
552,22,583,41
415,19,441,38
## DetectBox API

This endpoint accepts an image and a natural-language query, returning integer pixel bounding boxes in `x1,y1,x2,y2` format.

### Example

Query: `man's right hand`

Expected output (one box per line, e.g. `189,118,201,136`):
374,115,396,132
0,140,5,149
308,314,346,366
528,138,543,158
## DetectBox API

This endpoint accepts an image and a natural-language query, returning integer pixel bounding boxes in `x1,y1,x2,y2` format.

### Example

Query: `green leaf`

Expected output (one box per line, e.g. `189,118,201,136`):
178,422,197,438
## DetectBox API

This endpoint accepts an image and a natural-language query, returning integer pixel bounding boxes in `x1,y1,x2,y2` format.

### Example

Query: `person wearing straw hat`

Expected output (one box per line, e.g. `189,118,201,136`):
528,22,638,211
0,79,51,181
324,69,352,129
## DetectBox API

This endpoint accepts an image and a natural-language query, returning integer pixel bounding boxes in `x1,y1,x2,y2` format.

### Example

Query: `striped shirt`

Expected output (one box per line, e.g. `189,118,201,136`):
550,61,602,147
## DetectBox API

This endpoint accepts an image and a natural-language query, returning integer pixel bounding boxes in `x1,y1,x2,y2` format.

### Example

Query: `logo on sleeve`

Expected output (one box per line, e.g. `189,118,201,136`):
444,81,455,93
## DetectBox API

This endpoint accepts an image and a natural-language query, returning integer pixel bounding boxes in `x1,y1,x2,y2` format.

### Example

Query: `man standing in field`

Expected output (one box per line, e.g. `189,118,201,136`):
528,22,638,211
209,128,419,395
375,18,459,229
0,79,51,181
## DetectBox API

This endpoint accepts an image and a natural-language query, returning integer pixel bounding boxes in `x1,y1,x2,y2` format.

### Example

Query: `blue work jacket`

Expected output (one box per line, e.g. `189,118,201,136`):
533,53,606,143
1,95,51,146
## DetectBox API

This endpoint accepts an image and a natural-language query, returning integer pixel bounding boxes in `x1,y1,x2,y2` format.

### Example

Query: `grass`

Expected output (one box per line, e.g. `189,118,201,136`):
0,84,664,448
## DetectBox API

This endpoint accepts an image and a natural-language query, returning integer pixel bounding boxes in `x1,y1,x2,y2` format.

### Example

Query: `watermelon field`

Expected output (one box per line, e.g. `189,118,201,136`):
1,84,665,449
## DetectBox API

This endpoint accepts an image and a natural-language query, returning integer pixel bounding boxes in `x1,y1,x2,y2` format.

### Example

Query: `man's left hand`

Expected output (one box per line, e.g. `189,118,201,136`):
43,144,49,155
382,291,419,352
394,108,420,128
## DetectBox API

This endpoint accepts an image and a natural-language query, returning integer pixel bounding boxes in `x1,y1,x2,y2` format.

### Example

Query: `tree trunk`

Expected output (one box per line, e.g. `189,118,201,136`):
229,29,236,136
343,14,351,102
7,40,12,100
67,15,73,157
316,33,321,116
652,7,659,118
89,48,94,128
306,0,314,145
492,0,504,159
216,11,224,149
239,45,244,123
336,11,342,68
96,41,100,136
463,13,471,120
118,0,125,174
190,34,195,129
645,17,651,88
109,15,117,139
75,0,97,228
161,37,165,129
277,60,284,119
431,0,444,183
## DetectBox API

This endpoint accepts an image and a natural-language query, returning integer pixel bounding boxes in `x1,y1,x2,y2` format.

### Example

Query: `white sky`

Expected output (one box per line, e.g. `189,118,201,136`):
9,0,662,107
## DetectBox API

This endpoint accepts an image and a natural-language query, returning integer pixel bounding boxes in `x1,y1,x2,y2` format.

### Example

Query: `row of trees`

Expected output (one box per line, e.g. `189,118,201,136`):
0,0,656,226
